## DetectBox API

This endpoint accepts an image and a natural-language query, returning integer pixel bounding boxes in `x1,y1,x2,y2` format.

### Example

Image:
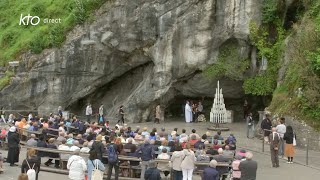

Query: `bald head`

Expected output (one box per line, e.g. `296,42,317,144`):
30,134,36,138
73,140,79,146
246,151,253,160
209,160,218,168
218,148,223,154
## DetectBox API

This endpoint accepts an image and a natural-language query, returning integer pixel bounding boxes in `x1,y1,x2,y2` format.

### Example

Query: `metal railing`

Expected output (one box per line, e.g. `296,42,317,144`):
259,129,320,167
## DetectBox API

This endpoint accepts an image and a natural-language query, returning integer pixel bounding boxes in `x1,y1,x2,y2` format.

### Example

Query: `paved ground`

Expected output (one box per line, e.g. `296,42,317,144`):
1,120,320,180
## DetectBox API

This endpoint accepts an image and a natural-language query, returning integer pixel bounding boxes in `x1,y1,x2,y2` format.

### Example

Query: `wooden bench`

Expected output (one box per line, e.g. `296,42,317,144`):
20,144,233,178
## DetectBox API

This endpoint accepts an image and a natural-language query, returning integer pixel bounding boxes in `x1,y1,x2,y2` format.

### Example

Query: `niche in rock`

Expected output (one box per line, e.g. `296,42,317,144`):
284,0,305,30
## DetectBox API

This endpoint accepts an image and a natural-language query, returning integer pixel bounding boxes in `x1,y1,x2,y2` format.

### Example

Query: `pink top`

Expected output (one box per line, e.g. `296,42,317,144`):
232,160,241,178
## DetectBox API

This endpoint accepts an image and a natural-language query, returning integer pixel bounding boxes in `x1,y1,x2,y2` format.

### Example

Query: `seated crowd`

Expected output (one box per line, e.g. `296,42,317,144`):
2,115,257,180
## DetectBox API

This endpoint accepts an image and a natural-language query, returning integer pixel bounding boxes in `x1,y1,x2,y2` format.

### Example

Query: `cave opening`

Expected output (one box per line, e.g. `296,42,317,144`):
164,95,270,122
283,0,305,30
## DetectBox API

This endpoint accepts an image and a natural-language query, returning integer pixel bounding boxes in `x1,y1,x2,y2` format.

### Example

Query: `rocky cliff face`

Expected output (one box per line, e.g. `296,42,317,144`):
0,0,261,122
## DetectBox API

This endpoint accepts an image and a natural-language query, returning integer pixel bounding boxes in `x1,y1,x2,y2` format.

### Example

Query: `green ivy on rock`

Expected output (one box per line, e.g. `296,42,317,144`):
203,43,249,81
243,21,285,96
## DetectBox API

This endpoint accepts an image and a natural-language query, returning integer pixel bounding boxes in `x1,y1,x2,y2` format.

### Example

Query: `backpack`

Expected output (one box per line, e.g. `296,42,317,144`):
107,144,118,163
91,160,104,180
26,160,36,180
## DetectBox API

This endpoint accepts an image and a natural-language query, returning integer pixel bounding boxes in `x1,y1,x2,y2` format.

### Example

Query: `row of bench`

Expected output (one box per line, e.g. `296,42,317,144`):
20,145,232,179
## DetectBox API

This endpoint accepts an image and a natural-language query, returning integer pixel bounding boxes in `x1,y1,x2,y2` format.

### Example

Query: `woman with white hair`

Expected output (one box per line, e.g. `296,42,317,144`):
203,160,219,180
67,149,87,180
7,126,20,166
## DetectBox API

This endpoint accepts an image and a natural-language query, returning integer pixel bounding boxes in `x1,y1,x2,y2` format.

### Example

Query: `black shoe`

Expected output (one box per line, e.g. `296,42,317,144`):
54,166,60,169
44,162,50,166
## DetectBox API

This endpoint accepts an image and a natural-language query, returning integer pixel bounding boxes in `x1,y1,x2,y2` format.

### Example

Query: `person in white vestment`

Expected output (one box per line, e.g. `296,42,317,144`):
185,101,193,123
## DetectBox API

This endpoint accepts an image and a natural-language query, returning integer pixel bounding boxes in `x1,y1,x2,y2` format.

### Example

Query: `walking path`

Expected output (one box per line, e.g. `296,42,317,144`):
1,120,320,180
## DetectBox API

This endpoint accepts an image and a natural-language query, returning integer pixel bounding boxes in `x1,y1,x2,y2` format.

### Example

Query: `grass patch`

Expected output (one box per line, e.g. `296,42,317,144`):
0,71,14,90
0,0,108,67
203,43,249,80
269,16,320,130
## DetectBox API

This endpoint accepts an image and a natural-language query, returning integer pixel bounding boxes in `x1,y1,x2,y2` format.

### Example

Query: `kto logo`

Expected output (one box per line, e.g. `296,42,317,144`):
19,14,40,26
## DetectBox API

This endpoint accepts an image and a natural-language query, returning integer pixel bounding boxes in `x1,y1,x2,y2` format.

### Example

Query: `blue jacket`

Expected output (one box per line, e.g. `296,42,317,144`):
144,167,161,180
136,143,155,161
87,159,105,180
203,167,219,180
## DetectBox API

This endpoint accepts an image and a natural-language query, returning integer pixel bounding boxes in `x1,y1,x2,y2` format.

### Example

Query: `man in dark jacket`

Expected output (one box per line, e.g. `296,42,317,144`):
37,135,47,157
239,152,258,180
135,139,155,180
203,160,219,180
261,114,272,143
212,148,230,180
107,136,119,180
123,138,136,152
45,138,60,168
7,126,20,166
144,160,161,180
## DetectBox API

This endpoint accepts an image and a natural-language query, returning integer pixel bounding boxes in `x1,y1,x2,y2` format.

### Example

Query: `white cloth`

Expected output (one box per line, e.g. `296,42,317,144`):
1,115,6,123
157,153,170,171
185,103,192,123
99,106,104,116
276,124,286,138
67,155,87,180
28,114,33,121
58,144,71,160
59,126,66,134
197,104,203,112
86,106,92,116
70,145,80,152
272,132,280,141
171,151,185,171
80,147,90,153
181,149,196,170
182,169,194,180
8,114,14,123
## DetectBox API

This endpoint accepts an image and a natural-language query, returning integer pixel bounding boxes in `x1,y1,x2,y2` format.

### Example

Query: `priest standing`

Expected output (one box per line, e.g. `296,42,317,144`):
185,101,192,123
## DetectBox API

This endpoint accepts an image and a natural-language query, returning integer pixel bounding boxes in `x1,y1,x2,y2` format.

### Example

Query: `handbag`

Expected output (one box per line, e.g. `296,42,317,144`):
293,133,297,146
91,160,104,180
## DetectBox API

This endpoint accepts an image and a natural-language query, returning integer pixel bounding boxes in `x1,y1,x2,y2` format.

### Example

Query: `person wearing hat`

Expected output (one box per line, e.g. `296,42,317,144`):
203,160,219,180
7,126,20,166
144,160,161,180
237,149,247,159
